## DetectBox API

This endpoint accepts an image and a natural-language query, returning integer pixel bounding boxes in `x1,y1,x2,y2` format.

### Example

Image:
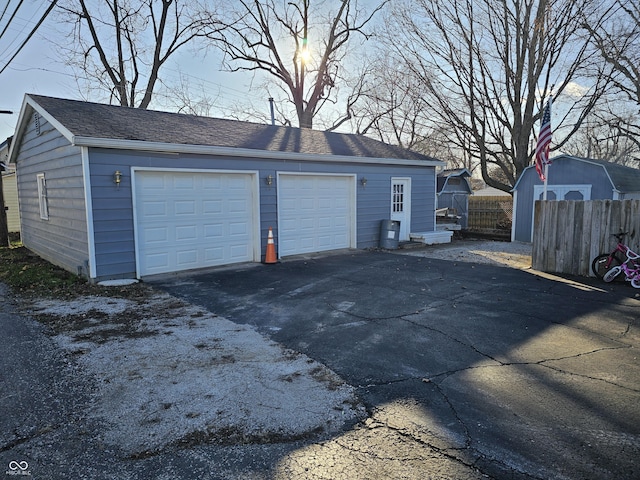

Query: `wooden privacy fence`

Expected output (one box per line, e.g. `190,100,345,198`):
468,196,513,231
532,199,640,276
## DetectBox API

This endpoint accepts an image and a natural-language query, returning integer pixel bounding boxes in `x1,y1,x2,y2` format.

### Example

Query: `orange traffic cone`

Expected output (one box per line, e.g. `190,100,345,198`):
264,227,277,264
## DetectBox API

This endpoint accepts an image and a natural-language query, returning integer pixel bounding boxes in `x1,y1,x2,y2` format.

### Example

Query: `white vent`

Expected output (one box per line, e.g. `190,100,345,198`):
34,112,41,135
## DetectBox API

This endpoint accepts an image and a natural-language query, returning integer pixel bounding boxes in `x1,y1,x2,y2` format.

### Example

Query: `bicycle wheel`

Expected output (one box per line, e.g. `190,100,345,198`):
603,266,622,283
591,254,622,280
631,276,640,289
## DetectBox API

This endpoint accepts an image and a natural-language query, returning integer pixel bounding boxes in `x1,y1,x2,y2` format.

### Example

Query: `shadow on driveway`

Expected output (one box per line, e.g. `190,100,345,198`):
152,250,640,479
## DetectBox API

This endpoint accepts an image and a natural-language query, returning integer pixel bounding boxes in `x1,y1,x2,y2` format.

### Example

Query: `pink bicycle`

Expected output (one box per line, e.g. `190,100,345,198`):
591,232,640,280
602,243,640,288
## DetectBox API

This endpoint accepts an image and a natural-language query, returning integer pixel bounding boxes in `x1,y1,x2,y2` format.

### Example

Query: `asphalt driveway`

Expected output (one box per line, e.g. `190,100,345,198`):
152,250,640,479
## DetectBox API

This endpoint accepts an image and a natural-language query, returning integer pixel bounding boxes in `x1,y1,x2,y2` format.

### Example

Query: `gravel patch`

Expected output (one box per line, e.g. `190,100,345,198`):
24,290,366,457
397,239,532,269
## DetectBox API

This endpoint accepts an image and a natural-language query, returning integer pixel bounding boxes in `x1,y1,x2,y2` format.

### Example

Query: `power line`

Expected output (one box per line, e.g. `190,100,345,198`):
0,0,50,60
0,0,26,41
0,0,58,76
0,0,12,25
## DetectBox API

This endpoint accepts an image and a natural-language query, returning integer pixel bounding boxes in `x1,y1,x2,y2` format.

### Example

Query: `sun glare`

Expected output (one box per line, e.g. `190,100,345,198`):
299,47,312,65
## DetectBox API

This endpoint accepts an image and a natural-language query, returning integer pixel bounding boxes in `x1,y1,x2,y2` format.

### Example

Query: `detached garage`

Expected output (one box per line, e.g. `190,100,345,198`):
10,95,444,282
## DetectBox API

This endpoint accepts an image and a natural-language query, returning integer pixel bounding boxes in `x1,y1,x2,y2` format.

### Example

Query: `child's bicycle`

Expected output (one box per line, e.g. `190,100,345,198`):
602,247,640,288
591,232,640,286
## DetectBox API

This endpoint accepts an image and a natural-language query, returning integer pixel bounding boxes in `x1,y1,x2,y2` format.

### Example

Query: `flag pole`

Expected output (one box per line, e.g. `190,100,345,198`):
535,85,553,197
543,85,553,201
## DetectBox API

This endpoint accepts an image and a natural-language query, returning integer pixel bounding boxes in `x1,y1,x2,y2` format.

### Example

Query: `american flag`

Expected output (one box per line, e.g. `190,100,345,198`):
535,96,552,181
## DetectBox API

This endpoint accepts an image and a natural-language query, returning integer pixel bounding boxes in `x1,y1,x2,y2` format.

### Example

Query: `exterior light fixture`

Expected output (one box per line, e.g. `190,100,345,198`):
114,170,122,187
266,174,274,186
360,177,368,187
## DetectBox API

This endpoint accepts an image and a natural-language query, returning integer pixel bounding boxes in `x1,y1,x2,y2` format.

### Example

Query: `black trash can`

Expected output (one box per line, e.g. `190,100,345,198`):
379,219,401,249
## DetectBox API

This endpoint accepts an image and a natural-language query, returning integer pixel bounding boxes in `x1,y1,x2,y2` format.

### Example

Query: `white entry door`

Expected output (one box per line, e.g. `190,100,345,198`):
134,170,258,276
391,177,411,241
278,174,355,257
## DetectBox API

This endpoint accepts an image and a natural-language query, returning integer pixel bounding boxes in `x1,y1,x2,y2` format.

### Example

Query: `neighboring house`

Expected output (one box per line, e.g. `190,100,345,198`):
1,136,20,233
9,94,445,282
512,154,640,242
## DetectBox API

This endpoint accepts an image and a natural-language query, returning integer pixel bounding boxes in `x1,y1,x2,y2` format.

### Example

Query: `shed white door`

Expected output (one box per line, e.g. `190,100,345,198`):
134,170,257,276
278,174,355,257
390,177,411,241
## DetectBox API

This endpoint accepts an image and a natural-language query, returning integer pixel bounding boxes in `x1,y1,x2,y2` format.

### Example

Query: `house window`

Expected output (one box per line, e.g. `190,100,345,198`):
37,173,49,220
392,183,404,213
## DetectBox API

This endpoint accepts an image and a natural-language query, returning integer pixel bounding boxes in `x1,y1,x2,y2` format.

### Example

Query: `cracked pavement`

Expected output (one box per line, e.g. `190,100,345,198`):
152,249,640,479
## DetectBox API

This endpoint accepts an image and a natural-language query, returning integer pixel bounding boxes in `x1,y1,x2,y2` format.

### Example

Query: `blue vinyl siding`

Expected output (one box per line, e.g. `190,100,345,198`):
88,148,437,280
15,112,89,275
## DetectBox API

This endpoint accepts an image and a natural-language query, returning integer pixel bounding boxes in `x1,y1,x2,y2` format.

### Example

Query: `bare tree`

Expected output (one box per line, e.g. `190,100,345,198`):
583,1,640,154
56,0,216,108
203,0,387,129
563,104,640,166
384,0,612,192
343,54,471,167
162,72,220,116
348,55,429,147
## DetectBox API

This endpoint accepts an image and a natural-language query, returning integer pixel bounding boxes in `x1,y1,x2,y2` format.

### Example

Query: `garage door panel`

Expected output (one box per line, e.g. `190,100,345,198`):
300,198,314,210
135,171,256,276
202,177,221,189
175,225,197,241
203,224,223,238
175,200,196,215
146,252,169,269
203,246,223,260
229,199,250,213
142,201,167,216
176,249,197,266
140,175,166,190
174,176,194,189
278,175,354,257
230,243,250,259
317,216,332,228
229,221,248,235
318,235,332,247
203,200,222,214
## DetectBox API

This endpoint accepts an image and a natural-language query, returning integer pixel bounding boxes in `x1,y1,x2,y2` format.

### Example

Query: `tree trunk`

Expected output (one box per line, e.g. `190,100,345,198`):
298,109,314,129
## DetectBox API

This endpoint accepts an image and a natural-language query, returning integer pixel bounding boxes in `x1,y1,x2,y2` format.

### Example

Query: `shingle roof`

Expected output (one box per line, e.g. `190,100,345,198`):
27,95,438,162
574,156,640,193
512,154,640,194
438,168,471,178
436,168,472,193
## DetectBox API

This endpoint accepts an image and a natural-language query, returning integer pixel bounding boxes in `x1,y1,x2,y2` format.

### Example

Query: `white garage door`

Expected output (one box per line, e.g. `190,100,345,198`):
278,174,355,257
134,170,257,276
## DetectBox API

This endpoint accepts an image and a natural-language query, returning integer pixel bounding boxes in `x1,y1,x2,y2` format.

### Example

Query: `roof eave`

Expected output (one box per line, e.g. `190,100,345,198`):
71,136,445,167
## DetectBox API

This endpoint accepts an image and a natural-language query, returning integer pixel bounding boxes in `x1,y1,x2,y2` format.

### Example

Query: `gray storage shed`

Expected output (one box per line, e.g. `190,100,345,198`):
437,168,472,229
9,94,444,282
512,155,640,242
